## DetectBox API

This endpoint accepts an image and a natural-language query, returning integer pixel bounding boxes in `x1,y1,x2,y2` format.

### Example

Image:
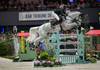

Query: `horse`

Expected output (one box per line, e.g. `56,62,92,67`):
27,10,83,47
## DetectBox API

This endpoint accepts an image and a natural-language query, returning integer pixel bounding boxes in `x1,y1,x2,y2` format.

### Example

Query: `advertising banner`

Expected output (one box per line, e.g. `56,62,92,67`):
19,11,54,21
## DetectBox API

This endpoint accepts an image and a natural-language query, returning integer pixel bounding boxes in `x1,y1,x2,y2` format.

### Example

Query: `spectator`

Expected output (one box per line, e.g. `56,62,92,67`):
0,0,97,11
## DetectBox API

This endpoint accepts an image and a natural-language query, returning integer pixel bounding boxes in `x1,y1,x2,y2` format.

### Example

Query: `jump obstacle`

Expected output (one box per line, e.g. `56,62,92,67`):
48,29,85,64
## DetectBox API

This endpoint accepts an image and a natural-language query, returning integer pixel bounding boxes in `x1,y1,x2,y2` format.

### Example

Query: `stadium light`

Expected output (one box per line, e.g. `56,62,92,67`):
68,0,75,3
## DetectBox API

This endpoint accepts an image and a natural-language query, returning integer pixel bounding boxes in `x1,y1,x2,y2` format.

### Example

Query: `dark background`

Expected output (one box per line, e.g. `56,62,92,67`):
0,8,100,27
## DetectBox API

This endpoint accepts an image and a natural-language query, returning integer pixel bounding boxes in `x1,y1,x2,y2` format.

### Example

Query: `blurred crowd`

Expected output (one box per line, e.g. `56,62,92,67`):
0,0,99,11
